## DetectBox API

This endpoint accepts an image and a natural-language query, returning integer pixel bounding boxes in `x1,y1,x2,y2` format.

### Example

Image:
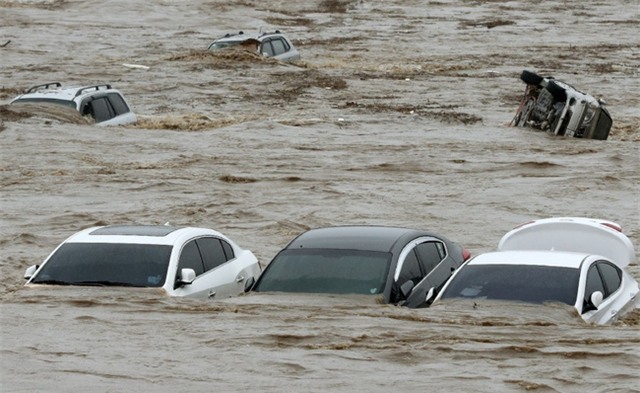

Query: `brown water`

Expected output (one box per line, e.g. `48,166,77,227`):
1,0,639,391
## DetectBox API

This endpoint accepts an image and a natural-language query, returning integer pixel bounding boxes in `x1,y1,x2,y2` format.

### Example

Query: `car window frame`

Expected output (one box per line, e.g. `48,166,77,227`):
270,37,288,56
584,263,606,307
260,39,274,57
195,236,234,272
414,240,447,275
177,239,206,277
394,236,443,282
594,260,622,297
81,95,116,123
106,92,131,116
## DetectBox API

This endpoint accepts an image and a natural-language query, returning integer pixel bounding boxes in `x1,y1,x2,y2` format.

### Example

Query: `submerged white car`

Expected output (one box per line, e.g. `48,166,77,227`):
207,30,300,62
11,82,137,126
24,225,261,299
432,217,639,325
510,70,612,140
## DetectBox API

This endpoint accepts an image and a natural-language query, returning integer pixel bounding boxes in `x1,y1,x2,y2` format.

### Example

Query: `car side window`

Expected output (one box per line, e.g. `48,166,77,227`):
398,249,423,285
415,241,445,274
221,240,234,260
584,264,606,304
107,93,130,115
260,41,274,57
596,261,622,297
178,240,205,276
196,237,228,272
271,38,287,56
84,97,115,122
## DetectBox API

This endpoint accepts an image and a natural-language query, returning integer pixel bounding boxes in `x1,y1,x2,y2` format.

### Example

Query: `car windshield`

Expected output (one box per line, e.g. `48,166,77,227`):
12,98,76,109
440,264,579,305
254,248,391,295
31,243,172,287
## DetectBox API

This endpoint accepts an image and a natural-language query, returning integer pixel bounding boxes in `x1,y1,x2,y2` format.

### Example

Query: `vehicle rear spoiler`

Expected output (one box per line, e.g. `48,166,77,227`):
498,217,636,268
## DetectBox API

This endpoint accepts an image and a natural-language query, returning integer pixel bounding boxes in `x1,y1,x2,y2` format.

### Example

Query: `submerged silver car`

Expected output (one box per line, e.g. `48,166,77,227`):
10,82,137,126
207,30,300,62
510,70,612,140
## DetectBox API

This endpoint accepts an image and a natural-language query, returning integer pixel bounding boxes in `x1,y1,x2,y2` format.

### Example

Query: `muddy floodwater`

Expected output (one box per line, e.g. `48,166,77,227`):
1,0,639,392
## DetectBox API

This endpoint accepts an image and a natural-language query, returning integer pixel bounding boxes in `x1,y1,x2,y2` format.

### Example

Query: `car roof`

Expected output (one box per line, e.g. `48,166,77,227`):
12,83,118,103
213,30,286,43
90,225,181,237
467,250,589,269
498,217,635,268
62,225,215,246
285,226,437,253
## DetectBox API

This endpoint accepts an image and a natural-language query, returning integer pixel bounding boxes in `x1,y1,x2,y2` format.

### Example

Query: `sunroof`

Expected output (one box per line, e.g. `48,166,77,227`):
90,225,180,237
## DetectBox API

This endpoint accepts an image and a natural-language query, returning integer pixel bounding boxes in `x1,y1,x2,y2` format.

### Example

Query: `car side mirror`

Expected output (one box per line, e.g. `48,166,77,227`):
589,291,604,309
400,280,415,298
244,276,256,292
179,268,196,286
24,265,38,280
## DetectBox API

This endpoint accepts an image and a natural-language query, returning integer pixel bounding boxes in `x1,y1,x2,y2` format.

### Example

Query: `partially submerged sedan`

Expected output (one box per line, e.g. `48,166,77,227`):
248,226,470,308
432,217,639,324
24,225,261,299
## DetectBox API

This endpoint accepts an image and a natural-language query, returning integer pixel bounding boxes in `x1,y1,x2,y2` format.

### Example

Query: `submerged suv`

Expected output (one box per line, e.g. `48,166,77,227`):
11,82,137,126
510,70,612,140
207,30,300,62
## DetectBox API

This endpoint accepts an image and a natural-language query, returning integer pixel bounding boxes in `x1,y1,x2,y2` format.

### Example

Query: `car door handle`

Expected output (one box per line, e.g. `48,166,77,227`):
236,276,245,283
208,290,216,298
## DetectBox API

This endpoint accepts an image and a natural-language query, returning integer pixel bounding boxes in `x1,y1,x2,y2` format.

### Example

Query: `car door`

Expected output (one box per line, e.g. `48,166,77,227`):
259,39,275,57
174,236,250,299
81,96,116,123
394,238,447,307
194,237,246,299
269,37,290,61
582,261,624,324
415,241,455,290
101,93,136,126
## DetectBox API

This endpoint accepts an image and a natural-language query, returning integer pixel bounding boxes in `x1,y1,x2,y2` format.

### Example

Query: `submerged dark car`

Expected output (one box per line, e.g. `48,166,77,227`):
248,226,470,308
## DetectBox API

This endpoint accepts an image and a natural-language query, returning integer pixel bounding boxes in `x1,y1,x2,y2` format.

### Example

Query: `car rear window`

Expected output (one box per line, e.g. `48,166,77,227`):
31,243,172,287
440,264,579,305
255,248,391,295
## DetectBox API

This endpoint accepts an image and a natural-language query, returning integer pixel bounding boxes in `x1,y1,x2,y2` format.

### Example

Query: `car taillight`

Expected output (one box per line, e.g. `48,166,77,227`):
462,248,471,261
601,222,622,232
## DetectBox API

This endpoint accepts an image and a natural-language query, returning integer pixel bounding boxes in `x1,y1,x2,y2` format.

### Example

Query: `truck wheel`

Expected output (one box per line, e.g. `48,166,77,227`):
546,81,567,102
520,70,544,86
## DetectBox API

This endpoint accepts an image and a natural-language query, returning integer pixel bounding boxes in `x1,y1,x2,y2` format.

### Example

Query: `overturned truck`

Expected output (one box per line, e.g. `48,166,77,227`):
510,70,612,140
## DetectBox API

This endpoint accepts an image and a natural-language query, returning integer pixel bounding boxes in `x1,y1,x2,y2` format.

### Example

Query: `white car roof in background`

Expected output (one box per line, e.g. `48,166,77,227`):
468,250,588,269
498,217,636,268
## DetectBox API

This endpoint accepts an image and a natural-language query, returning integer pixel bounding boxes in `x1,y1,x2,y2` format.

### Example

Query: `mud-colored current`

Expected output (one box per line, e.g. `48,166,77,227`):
1,1,639,392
